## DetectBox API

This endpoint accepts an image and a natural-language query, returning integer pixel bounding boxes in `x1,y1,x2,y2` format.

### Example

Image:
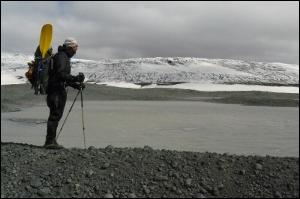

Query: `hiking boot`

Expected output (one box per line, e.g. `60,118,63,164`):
44,139,64,149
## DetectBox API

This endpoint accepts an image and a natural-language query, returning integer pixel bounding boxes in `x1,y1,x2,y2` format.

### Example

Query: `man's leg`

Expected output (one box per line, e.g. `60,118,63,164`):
53,90,67,145
45,90,67,148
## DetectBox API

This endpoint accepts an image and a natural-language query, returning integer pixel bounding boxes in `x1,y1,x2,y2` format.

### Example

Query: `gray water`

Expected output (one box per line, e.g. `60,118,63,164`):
1,101,299,157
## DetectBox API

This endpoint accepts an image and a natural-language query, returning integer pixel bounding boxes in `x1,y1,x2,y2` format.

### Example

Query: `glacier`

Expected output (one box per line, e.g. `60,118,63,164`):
1,53,299,93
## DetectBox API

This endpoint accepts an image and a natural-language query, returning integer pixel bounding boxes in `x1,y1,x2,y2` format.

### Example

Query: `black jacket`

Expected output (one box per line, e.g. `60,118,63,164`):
47,45,78,93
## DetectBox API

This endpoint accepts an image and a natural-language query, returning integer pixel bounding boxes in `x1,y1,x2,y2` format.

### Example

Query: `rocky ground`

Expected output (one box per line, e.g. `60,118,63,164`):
1,142,299,198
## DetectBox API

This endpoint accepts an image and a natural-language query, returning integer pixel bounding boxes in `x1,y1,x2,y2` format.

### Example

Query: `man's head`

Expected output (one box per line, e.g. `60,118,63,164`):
63,37,78,57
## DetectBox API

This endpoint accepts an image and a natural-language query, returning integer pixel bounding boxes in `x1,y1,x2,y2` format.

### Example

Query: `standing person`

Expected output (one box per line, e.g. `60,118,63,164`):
44,38,85,149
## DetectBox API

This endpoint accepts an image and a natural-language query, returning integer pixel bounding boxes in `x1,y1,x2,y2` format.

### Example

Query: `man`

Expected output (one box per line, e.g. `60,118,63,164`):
44,37,85,149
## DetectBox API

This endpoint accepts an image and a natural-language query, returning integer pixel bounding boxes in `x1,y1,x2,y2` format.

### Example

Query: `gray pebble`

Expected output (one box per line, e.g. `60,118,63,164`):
74,183,80,190
105,145,114,151
104,193,114,198
218,183,225,190
185,178,192,187
88,146,96,150
30,178,42,188
143,145,153,150
128,193,137,198
37,187,51,197
66,178,72,184
199,186,207,194
255,163,263,170
173,172,180,179
143,185,151,194
212,187,219,196
193,193,206,198
102,162,110,169
25,185,31,191
156,175,168,181
172,186,177,192
239,169,246,175
274,191,282,198
172,161,179,168
87,169,95,177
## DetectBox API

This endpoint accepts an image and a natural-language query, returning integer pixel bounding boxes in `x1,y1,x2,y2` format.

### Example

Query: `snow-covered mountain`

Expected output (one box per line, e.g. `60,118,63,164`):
71,57,299,86
1,53,299,92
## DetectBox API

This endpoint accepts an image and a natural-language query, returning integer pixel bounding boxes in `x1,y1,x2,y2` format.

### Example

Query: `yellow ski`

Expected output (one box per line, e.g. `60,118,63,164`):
39,24,52,58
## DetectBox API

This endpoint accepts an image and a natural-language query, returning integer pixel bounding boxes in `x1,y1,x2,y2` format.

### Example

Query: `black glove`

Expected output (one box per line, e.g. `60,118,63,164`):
80,83,85,90
75,72,85,83
72,83,85,90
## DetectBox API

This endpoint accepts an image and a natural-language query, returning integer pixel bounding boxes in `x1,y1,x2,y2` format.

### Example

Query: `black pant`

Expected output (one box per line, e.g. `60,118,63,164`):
46,89,67,141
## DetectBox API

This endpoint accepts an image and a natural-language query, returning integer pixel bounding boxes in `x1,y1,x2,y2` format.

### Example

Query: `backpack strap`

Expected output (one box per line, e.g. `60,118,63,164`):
50,55,54,71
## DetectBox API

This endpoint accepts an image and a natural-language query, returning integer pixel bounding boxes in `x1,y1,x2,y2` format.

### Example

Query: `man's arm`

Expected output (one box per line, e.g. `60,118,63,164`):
55,54,77,84
66,82,85,90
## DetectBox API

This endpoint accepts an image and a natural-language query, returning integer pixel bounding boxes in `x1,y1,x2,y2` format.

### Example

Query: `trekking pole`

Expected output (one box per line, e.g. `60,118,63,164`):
56,89,81,140
80,83,86,149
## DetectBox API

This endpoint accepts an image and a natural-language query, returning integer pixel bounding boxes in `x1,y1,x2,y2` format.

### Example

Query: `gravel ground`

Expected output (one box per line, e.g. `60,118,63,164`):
1,142,299,198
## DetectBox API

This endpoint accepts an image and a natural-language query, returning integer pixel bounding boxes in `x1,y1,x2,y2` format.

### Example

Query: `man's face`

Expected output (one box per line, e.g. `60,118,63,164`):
68,45,78,57
66,45,78,58
71,45,78,54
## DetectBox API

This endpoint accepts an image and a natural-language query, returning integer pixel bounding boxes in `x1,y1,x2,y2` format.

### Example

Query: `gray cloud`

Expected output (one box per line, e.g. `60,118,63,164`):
1,1,299,64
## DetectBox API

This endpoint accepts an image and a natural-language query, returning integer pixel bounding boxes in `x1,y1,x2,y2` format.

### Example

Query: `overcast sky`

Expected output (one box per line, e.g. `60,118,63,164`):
1,1,299,64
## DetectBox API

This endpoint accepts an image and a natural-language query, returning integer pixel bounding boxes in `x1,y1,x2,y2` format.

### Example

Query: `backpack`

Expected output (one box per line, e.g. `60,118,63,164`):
25,48,55,95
